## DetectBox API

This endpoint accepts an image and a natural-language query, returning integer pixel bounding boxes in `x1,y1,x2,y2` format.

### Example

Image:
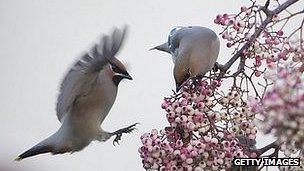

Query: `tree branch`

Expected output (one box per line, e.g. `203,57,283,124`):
219,0,301,75
255,140,281,156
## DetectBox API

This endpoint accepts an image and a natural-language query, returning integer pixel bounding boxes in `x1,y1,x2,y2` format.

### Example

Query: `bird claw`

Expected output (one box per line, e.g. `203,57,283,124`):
112,123,139,146
213,62,224,72
113,135,121,146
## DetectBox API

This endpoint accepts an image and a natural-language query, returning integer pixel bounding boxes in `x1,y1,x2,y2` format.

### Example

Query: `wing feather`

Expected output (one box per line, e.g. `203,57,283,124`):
56,26,127,122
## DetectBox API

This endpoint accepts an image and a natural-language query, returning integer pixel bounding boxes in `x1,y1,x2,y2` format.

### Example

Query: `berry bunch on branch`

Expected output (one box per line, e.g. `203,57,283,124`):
139,0,303,170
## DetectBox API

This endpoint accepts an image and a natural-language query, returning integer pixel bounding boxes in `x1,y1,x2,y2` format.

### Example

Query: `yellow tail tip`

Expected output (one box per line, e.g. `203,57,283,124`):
14,156,22,161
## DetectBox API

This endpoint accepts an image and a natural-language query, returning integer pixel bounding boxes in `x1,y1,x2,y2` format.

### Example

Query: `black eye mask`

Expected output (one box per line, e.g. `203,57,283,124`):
111,64,128,75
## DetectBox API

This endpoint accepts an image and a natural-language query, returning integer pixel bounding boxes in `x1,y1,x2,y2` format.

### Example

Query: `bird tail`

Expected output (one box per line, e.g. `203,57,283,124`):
15,144,53,161
15,134,55,161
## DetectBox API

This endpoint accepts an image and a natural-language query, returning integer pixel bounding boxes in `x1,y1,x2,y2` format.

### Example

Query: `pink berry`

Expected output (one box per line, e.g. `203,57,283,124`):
277,30,284,36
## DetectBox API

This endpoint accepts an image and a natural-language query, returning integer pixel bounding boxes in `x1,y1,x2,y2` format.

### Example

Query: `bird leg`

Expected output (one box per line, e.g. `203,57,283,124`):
110,123,139,146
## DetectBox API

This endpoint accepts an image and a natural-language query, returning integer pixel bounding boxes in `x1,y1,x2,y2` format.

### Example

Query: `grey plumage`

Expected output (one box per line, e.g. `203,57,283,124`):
151,26,220,91
56,28,127,122
16,26,137,161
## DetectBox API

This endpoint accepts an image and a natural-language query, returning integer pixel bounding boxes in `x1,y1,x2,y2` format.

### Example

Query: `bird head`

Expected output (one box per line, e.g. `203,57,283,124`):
150,27,183,54
109,58,132,86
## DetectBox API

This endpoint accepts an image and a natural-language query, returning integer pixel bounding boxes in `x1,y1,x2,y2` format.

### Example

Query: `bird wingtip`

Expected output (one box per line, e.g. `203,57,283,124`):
14,156,22,161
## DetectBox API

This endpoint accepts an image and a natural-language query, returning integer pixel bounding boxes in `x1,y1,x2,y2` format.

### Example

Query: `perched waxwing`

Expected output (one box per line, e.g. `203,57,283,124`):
151,26,220,91
15,26,137,161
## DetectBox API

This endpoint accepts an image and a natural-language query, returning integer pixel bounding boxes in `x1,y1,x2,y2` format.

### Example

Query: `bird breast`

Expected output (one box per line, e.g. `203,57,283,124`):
55,73,118,152
69,74,118,132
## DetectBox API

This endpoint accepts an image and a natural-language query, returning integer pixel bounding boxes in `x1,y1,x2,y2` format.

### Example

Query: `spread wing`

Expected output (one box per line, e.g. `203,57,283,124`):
56,26,127,122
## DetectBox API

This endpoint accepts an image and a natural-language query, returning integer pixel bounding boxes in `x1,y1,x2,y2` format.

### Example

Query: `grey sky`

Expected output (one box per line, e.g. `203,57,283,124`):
1,0,294,170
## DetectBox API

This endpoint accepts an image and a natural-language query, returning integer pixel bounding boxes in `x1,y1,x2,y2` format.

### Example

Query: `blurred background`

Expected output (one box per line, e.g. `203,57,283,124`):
0,0,298,170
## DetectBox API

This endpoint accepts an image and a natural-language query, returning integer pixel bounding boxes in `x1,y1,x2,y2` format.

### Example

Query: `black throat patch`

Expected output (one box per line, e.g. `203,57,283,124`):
112,75,124,86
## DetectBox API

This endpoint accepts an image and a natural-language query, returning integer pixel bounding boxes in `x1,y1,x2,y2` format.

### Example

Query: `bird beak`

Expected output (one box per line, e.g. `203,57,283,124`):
124,74,133,80
149,47,156,51
149,42,170,53
123,73,133,80
114,72,133,80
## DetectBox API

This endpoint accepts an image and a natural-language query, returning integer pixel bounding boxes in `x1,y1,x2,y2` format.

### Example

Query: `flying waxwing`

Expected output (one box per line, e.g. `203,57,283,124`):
15,26,138,161
151,26,220,91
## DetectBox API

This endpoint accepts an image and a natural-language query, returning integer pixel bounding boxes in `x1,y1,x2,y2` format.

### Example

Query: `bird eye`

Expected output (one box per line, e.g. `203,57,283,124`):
111,65,119,72
111,64,127,75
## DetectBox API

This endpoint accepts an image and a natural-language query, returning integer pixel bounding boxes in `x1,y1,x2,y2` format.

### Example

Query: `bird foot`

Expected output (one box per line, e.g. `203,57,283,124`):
111,123,139,146
213,62,224,72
